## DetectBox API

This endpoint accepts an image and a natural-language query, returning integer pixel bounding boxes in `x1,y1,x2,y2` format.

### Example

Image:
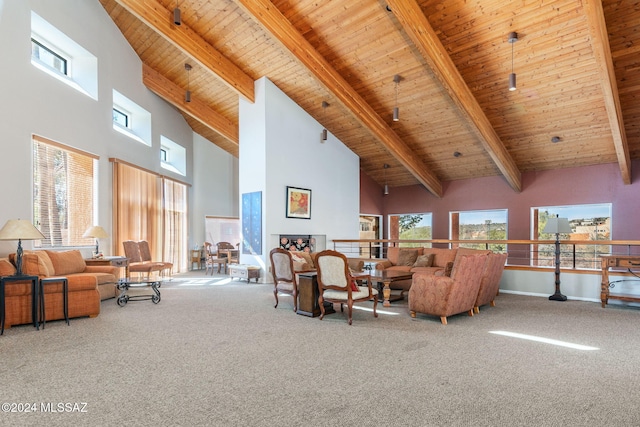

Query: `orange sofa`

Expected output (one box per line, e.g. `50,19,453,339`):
1,250,118,329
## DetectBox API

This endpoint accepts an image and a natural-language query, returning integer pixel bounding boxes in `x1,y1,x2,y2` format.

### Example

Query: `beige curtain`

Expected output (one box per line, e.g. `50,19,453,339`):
112,161,161,259
162,178,187,272
112,160,188,273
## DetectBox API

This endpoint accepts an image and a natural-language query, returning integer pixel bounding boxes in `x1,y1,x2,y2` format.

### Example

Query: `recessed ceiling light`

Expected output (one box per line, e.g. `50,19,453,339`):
453,151,462,157
551,136,561,143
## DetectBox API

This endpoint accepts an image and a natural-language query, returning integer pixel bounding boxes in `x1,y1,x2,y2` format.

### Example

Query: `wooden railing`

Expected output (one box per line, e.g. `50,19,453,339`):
332,239,640,271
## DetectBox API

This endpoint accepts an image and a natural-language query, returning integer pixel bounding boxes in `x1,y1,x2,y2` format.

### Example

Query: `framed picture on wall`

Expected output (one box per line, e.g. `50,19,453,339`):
286,186,311,219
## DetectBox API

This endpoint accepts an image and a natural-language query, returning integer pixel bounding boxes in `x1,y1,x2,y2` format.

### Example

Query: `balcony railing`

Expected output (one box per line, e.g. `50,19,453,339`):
332,239,640,271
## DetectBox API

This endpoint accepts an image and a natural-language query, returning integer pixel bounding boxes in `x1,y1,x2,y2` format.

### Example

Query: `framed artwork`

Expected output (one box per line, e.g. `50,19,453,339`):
241,191,262,255
286,186,311,219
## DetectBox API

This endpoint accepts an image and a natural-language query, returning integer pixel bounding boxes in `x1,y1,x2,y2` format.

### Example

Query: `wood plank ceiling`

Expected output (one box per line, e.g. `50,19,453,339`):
99,0,640,197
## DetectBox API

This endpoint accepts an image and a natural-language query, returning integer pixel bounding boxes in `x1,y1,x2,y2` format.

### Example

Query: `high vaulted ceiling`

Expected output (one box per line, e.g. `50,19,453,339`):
100,0,640,198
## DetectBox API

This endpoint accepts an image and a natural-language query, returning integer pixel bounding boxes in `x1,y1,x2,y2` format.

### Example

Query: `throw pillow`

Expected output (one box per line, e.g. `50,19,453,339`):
413,253,434,268
350,278,359,292
397,249,419,266
45,250,87,276
443,261,454,277
9,253,45,276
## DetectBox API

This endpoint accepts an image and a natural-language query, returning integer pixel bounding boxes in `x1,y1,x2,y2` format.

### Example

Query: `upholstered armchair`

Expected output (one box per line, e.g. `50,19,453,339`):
122,240,164,279
474,252,508,313
138,240,173,279
269,248,298,312
409,254,487,325
315,250,378,325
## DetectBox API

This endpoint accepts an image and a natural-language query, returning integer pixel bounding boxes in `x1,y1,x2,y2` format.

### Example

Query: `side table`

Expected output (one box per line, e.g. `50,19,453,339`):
1,275,39,335
85,256,129,279
39,277,69,328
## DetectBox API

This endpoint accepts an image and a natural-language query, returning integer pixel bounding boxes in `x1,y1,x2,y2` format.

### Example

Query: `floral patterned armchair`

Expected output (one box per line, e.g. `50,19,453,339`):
408,254,488,325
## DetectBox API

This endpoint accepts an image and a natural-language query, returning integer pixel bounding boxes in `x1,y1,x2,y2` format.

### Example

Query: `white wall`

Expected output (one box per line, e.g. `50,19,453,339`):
190,133,239,248
239,77,360,277
0,0,195,258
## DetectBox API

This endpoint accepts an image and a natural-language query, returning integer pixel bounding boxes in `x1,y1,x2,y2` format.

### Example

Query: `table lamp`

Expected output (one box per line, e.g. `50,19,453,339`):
542,217,572,301
82,225,109,257
0,219,45,276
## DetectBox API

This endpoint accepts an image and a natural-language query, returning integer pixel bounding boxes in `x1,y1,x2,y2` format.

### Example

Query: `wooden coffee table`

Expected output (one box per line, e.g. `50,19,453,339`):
367,270,414,307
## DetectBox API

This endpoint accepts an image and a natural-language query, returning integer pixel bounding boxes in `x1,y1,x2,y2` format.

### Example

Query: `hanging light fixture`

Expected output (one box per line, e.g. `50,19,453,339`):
383,164,390,195
393,75,401,121
174,0,181,25
321,101,328,142
184,63,192,102
508,32,518,91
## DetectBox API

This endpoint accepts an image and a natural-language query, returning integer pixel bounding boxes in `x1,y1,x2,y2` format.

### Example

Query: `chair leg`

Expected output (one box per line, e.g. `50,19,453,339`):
440,316,448,325
292,288,297,312
274,288,279,309
490,300,496,307
347,301,353,325
319,296,326,320
410,311,417,318
372,297,378,318
467,309,474,317
473,306,480,314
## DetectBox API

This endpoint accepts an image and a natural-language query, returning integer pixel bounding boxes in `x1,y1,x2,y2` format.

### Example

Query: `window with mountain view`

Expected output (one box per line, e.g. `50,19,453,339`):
450,209,507,252
533,204,611,270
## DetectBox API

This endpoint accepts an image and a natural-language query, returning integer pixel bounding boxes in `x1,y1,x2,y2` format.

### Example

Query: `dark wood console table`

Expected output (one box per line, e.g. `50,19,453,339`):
600,255,640,307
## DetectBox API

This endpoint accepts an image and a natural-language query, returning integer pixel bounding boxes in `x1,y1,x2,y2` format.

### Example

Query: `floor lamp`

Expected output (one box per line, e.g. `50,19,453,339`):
543,217,572,301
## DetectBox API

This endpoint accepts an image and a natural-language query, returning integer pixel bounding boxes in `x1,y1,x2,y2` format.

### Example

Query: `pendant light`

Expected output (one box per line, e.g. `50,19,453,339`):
508,32,518,91
321,101,328,142
174,1,181,25
392,75,401,121
383,164,390,195
184,63,192,103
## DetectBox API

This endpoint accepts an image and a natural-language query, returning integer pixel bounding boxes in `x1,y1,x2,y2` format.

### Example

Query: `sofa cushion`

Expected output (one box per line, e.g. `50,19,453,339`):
413,254,434,268
45,250,87,276
0,257,16,276
292,251,314,268
423,248,457,268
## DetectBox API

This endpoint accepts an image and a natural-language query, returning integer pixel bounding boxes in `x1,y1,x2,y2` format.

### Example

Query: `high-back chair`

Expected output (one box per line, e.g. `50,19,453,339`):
315,250,378,325
474,252,508,313
122,240,164,280
138,240,173,279
269,248,298,312
409,254,488,325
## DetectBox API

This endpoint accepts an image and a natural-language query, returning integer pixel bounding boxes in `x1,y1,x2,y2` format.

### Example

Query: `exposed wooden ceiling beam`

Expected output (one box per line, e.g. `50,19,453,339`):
583,0,631,184
142,63,239,145
233,0,443,198
386,0,522,193
115,0,255,102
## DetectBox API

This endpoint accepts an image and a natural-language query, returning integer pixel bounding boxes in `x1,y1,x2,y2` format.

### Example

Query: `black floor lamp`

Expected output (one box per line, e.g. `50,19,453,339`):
543,217,572,301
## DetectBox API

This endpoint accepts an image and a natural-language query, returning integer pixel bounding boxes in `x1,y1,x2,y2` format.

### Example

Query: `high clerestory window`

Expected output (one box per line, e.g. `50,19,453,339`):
30,11,98,100
32,135,98,248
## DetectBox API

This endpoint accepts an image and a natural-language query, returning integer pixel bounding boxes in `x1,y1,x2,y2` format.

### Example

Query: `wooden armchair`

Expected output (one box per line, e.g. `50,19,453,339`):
315,250,378,325
269,248,298,312
409,254,488,325
122,240,164,280
138,240,173,279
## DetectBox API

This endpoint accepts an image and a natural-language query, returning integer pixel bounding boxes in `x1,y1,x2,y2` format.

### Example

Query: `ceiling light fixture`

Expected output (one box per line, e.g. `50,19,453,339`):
508,32,518,91
321,101,328,142
383,164,390,195
184,63,192,103
393,74,401,121
453,151,462,158
551,136,561,143
174,1,181,26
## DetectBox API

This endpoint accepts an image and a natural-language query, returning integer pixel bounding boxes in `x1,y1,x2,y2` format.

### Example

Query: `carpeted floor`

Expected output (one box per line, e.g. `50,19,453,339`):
2,272,640,426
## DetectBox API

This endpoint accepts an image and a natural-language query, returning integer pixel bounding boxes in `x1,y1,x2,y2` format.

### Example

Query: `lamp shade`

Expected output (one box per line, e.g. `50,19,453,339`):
0,219,45,240
542,217,572,234
82,225,109,239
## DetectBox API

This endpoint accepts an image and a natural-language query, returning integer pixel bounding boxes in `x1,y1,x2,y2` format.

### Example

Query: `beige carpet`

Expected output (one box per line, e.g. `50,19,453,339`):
2,272,640,426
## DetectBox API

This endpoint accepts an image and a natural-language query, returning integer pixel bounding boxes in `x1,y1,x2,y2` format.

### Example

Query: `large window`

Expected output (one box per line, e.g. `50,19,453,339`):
388,213,432,247
33,135,97,248
450,209,507,252
533,203,611,269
